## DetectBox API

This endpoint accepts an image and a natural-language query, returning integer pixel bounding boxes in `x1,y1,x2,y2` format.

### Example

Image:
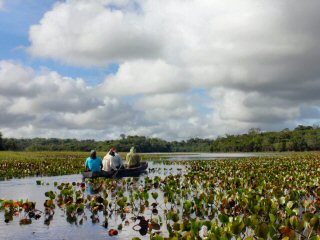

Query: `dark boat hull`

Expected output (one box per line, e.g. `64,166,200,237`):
82,162,148,179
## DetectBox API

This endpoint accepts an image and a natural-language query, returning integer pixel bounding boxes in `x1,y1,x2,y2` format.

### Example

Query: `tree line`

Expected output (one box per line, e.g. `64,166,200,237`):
0,125,320,152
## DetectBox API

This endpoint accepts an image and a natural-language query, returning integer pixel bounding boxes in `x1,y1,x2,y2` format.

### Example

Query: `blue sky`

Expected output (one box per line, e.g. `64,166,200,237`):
0,0,319,140
0,1,54,58
0,0,119,85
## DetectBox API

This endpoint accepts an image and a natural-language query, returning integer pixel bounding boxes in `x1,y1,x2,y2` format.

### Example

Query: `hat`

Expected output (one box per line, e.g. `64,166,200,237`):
110,147,116,152
91,149,96,154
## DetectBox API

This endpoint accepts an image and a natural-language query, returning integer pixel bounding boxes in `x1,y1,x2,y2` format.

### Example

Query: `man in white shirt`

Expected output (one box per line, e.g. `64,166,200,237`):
102,148,123,171
102,150,113,171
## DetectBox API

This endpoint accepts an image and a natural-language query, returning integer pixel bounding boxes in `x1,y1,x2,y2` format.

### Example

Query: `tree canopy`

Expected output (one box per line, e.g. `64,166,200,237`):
1,125,319,152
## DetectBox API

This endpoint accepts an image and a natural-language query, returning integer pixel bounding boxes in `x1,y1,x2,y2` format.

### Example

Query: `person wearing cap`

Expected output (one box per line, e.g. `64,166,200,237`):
85,150,103,172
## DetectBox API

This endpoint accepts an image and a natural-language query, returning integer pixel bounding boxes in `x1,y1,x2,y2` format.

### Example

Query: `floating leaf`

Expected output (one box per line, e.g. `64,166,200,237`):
20,218,32,225
218,214,229,224
286,201,294,209
269,213,276,223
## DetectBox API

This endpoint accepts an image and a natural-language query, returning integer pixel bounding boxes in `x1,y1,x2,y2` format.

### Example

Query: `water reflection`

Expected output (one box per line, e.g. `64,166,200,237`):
0,153,262,240
0,161,184,240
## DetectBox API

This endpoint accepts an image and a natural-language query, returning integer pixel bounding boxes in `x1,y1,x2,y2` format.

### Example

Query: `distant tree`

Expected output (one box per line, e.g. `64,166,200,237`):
3,138,18,151
2,124,320,153
286,141,295,151
274,142,286,152
294,125,313,131
304,132,318,150
248,128,261,135
0,132,3,150
312,122,320,129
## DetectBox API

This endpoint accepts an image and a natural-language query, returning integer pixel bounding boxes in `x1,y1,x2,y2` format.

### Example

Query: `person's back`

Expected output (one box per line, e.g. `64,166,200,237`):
126,147,140,168
102,151,113,171
85,150,102,172
111,148,123,170
103,148,123,171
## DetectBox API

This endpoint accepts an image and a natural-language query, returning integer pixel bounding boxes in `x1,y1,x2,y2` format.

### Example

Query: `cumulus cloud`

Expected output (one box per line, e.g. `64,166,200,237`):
0,61,36,97
134,93,197,121
209,89,300,124
132,93,213,139
0,62,102,114
29,0,162,66
0,61,144,139
99,60,191,96
3,0,320,139
0,60,211,140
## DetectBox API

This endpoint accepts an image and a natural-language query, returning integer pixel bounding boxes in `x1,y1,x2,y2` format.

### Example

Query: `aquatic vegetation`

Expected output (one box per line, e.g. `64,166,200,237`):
0,152,89,179
0,199,40,224
1,153,320,239
0,151,169,179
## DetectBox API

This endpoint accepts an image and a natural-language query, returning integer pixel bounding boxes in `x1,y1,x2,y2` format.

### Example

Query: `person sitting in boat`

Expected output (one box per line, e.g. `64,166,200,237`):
102,148,123,171
102,149,113,172
85,150,102,172
112,148,123,169
126,147,141,168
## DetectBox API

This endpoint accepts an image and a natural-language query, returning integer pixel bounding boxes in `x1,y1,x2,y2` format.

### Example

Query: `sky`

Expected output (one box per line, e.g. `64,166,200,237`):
1,0,320,141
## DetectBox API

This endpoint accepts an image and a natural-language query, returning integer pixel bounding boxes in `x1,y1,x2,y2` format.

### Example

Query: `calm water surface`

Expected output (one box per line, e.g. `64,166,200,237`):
0,153,269,239
0,161,185,240
166,152,270,160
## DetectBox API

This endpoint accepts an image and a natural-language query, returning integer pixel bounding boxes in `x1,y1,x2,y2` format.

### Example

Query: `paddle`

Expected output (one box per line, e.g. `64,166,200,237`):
111,164,123,179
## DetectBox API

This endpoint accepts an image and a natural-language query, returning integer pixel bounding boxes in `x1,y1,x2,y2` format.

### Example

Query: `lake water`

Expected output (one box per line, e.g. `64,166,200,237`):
0,153,270,240
165,152,268,160
0,161,186,240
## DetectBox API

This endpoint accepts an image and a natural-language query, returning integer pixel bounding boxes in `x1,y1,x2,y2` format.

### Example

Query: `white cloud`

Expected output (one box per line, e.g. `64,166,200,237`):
134,93,196,120
29,0,161,66
99,60,191,96
0,61,143,139
1,59,319,140
28,0,320,96
0,61,35,97
3,0,320,139
209,89,300,123
0,62,100,114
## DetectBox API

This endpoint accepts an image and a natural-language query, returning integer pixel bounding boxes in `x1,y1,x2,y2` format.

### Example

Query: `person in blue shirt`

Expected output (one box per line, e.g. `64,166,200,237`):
85,150,102,172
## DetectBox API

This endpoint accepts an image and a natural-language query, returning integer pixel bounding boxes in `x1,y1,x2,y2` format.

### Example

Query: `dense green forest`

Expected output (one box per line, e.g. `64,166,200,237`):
0,125,320,152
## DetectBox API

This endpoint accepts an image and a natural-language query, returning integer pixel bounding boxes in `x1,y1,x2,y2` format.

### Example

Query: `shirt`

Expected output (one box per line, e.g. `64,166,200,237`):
112,153,123,169
85,156,102,172
102,152,123,171
102,154,112,171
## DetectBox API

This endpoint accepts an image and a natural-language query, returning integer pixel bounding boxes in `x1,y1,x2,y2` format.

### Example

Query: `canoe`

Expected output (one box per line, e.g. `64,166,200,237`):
82,162,148,179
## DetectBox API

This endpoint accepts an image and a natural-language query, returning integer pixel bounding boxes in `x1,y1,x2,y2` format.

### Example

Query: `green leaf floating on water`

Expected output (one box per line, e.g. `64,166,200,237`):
279,196,286,205
45,191,56,200
292,208,299,215
2,152,320,239
36,180,43,185
66,203,76,214
286,201,294,209
230,221,245,235
151,192,158,200
218,214,229,224
269,213,276,223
